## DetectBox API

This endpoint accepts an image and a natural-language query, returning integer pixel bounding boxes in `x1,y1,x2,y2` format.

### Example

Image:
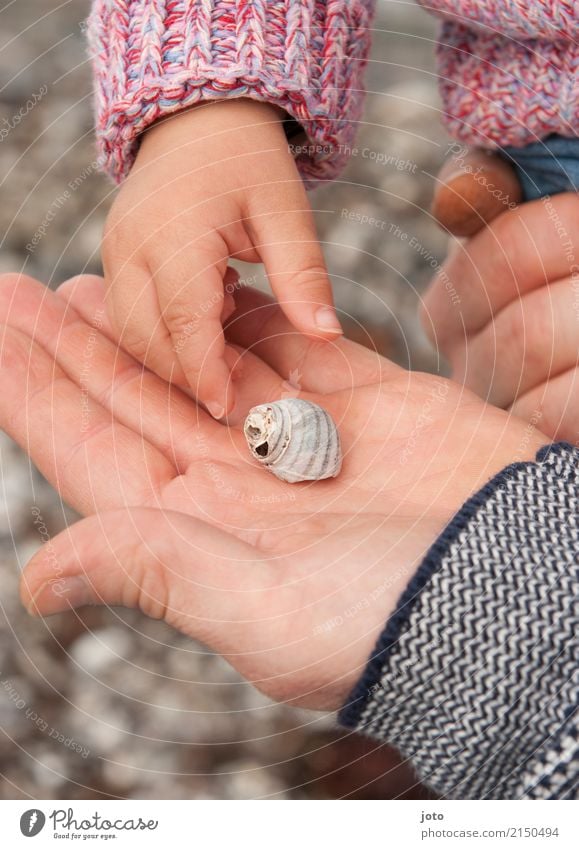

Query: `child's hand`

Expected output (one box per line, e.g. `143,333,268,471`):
421,194,579,443
102,99,341,418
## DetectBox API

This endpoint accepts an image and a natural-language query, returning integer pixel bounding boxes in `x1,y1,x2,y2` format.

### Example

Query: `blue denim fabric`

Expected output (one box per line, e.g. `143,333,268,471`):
500,135,579,201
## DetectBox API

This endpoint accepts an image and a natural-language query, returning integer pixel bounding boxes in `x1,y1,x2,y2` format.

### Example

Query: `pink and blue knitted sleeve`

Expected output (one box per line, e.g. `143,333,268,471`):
88,0,375,184
418,0,577,41
417,0,579,148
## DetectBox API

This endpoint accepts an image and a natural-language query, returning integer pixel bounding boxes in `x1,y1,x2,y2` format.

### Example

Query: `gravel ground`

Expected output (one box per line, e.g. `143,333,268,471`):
0,1,447,799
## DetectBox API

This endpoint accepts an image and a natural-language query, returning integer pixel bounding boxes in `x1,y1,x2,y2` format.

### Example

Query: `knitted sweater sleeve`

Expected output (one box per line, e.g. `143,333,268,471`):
339,442,579,800
417,0,576,41
87,1,375,184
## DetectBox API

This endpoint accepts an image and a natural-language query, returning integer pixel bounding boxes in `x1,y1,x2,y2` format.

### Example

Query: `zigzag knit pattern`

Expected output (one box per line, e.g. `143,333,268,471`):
417,0,579,148
87,0,374,184
339,442,579,800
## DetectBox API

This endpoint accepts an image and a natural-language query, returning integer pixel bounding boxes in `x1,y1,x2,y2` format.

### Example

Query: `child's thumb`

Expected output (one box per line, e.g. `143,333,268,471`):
432,147,522,237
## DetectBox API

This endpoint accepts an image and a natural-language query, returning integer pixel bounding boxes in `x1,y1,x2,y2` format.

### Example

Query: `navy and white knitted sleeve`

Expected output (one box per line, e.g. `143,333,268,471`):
339,442,578,800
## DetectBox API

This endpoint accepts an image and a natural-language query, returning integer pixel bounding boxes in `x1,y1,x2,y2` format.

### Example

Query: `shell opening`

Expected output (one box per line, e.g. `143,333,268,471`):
255,442,269,457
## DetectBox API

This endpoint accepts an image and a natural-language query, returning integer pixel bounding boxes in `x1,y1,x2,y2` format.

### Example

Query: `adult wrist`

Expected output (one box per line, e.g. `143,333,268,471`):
339,442,579,799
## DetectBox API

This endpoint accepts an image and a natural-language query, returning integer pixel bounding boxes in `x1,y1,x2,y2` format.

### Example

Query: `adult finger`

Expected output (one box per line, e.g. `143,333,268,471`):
0,324,175,514
57,270,238,344
56,272,379,407
55,275,313,423
421,193,579,348
226,286,397,392
0,274,232,471
56,275,115,339
450,279,579,408
432,147,521,237
510,368,579,443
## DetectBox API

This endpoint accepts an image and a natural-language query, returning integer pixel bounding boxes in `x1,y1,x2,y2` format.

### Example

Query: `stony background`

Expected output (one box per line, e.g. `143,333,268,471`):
0,1,448,799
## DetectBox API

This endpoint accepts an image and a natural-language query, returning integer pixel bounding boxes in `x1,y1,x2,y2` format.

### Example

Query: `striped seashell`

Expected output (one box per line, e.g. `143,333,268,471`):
243,399,342,484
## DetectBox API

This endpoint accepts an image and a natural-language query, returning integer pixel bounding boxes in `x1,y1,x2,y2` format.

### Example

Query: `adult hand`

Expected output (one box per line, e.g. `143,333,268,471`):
422,193,579,443
0,274,546,711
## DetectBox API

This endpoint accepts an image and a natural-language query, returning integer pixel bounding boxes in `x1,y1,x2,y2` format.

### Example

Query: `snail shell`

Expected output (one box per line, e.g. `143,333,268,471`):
243,399,342,483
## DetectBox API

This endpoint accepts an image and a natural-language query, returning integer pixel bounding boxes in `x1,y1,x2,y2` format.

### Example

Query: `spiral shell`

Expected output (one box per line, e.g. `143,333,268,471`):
243,399,342,483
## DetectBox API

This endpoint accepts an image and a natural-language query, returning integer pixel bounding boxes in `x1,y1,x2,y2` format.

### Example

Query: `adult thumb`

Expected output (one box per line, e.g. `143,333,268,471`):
20,508,264,636
432,147,522,237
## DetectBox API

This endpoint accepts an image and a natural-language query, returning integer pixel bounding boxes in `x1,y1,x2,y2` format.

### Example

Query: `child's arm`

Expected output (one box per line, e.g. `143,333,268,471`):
87,1,375,417
416,1,576,151
418,1,577,234
418,0,575,40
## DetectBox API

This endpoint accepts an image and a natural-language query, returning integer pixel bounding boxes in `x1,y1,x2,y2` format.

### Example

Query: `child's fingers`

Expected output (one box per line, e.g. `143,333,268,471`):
250,189,342,339
105,261,188,385
153,249,234,418
54,275,311,421
432,148,522,237
57,272,238,343
226,286,396,392
449,278,579,409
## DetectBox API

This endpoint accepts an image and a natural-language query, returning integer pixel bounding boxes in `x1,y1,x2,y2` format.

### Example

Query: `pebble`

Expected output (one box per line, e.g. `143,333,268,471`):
69,627,133,674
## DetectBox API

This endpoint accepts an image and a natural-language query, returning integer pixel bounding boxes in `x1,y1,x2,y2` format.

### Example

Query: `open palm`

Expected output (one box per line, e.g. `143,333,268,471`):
0,274,546,710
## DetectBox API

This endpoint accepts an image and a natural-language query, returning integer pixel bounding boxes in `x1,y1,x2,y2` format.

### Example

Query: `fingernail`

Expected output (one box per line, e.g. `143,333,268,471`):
28,575,93,616
314,306,342,334
206,402,225,420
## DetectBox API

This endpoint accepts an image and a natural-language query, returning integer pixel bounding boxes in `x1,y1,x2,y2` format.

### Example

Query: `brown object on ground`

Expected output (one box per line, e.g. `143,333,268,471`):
432,148,523,237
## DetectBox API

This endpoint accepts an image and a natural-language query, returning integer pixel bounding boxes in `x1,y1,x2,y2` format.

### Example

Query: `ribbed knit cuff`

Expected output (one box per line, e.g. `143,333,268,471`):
339,443,579,800
88,0,374,184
